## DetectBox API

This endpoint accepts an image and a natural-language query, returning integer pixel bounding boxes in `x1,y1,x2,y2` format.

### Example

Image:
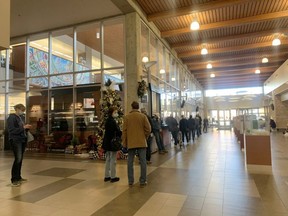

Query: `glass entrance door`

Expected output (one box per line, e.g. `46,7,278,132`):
218,110,231,129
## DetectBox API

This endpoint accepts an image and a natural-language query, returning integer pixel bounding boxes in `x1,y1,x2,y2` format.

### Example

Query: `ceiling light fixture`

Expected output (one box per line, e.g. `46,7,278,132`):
171,77,176,81
262,57,269,63
142,56,149,63
272,38,281,46
96,32,100,39
201,47,208,55
255,69,261,74
210,73,215,78
159,69,166,74
190,17,200,30
207,63,212,69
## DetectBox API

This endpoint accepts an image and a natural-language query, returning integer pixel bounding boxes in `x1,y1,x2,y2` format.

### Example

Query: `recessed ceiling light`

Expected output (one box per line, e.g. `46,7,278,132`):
142,56,149,63
255,69,261,74
201,48,208,55
171,77,176,81
262,57,269,63
159,69,166,74
272,38,281,46
210,73,215,78
207,63,212,69
190,20,200,30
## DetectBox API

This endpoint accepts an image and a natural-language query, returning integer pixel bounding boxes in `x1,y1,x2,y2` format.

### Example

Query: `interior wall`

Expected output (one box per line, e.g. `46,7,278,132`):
205,95,265,110
11,0,123,38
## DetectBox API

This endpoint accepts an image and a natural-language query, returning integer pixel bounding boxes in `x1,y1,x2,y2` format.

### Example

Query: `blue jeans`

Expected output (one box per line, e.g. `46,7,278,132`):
10,139,26,183
105,151,117,178
127,148,146,184
153,130,165,151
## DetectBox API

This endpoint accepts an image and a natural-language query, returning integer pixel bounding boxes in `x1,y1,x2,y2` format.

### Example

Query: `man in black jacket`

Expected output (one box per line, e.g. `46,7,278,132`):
188,115,196,143
179,115,189,144
7,104,32,187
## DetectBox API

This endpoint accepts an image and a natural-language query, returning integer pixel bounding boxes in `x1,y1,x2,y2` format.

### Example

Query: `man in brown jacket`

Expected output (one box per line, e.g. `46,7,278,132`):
122,101,151,187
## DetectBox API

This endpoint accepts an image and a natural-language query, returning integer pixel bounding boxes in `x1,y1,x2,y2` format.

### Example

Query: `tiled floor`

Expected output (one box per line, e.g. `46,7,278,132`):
1,129,288,216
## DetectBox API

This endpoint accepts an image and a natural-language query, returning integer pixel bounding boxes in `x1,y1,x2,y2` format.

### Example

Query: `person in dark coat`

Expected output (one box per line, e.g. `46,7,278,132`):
102,107,122,183
188,115,196,143
7,104,32,187
179,115,189,143
140,108,153,164
151,114,168,154
165,114,179,146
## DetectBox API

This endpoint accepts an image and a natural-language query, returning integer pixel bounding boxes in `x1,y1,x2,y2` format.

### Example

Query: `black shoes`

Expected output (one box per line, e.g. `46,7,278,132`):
104,177,111,182
110,177,120,183
104,177,120,183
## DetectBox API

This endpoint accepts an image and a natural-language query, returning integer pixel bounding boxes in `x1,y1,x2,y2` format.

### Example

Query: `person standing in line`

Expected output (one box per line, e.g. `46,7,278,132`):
198,115,202,135
7,104,32,187
102,107,122,183
140,108,153,164
122,101,151,187
203,117,209,133
179,115,189,144
165,114,179,146
188,115,196,143
151,114,168,154
195,115,200,138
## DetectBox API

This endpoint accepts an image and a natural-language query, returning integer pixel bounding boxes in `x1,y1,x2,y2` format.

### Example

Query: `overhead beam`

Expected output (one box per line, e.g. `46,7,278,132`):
194,71,273,79
178,41,288,58
203,82,264,89
191,66,277,75
162,10,288,38
190,61,282,72
197,75,270,82
187,57,287,69
200,79,266,84
171,28,287,49
147,0,256,22
183,50,288,64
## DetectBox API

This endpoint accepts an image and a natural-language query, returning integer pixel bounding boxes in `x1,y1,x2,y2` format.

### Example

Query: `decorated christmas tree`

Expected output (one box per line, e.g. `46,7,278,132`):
96,79,124,147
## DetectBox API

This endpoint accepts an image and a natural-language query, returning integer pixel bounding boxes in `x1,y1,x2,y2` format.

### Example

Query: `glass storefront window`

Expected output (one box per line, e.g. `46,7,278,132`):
75,86,101,143
8,92,26,114
50,88,73,132
150,34,157,77
0,50,6,80
0,94,5,130
30,77,49,88
8,79,25,93
141,22,149,62
50,74,73,87
51,28,74,74
76,71,101,85
29,34,49,77
103,18,124,68
76,23,101,71
27,88,48,135
10,45,26,79
104,68,125,85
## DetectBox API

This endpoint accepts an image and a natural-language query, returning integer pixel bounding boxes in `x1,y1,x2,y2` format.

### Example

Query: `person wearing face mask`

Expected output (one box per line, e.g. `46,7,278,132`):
102,107,122,183
7,104,32,187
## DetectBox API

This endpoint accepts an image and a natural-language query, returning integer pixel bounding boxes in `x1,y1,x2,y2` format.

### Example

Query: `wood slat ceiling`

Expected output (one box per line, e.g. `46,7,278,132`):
135,0,288,90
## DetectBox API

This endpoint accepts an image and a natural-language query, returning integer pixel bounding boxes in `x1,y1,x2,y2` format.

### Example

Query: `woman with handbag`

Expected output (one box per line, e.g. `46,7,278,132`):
102,107,122,183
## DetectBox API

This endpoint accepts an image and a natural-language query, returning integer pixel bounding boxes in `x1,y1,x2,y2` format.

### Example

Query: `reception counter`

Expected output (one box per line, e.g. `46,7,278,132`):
244,132,271,165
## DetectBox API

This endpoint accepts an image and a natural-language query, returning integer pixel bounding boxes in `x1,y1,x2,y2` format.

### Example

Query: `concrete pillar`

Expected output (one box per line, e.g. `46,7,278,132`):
124,12,142,113
0,0,10,50
272,92,288,129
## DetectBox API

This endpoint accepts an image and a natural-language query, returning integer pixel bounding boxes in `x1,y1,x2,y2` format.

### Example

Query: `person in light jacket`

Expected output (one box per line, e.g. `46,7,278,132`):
122,101,151,187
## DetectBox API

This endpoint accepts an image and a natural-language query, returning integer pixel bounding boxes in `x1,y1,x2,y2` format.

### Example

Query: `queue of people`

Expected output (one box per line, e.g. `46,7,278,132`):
7,102,207,188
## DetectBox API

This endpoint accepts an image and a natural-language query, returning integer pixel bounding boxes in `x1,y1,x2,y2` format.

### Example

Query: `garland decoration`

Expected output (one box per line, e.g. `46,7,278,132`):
137,80,147,98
